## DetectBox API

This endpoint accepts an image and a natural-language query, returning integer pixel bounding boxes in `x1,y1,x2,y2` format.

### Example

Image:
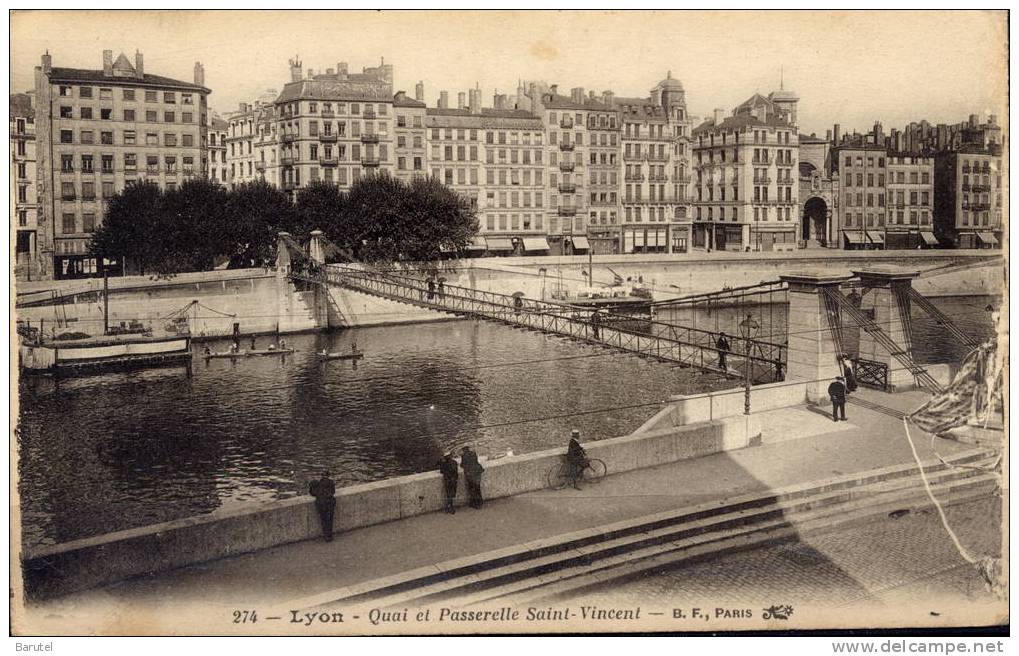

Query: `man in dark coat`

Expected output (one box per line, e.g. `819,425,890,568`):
828,376,848,422
437,451,459,514
308,470,337,542
565,429,589,490
716,332,731,371
460,446,485,509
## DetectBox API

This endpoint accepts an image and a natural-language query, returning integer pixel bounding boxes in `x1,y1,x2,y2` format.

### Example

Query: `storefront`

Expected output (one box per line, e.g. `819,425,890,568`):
485,237,515,257
520,237,550,256
622,227,669,254
563,235,590,255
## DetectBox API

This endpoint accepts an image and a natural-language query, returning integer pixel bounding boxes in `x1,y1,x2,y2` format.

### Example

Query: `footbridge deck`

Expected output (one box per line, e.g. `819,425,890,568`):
295,264,787,382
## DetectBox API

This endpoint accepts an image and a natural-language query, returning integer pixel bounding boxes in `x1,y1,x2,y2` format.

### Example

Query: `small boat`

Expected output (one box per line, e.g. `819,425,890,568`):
317,349,365,361
20,334,192,375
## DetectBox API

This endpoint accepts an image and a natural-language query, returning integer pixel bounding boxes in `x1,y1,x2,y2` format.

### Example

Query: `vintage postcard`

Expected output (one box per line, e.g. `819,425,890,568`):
9,9,1008,638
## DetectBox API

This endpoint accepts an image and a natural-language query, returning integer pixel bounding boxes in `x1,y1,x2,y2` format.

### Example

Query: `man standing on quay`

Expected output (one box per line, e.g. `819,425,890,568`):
438,451,460,514
309,470,337,542
828,376,848,422
460,446,485,509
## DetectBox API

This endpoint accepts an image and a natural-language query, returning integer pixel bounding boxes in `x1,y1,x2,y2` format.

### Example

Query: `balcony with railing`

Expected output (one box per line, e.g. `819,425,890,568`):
623,152,643,162
559,161,575,172
255,161,266,171
971,183,991,192
361,133,380,144
646,153,668,162
753,177,773,185
281,133,298,143
319,156,338,167
281,156,296,167
557,206,577,216
321,109,335,118
319,133,338,142
559,142,575,151
560,119,574,129
648,174,668,182
558,183,577,193
752,157,771,165
361,157,381,167
970,202,991,211
625,173,645,182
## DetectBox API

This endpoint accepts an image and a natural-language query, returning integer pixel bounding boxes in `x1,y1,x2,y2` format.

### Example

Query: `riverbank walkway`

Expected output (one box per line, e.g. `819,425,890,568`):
29,388,990,629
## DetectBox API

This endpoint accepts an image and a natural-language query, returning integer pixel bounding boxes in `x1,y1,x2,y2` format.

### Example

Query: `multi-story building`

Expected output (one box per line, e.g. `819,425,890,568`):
426,87,546,256
208,114,228,185
616,72,694,254
583,90,622,254
393,84,427,183
11,92,40,280
34,50,210,279
797,132,838,248
692,89,800,252
902,114,1002,154
885,153,935,249
274,58,395,198
225,101,270,187
933,147,1003,249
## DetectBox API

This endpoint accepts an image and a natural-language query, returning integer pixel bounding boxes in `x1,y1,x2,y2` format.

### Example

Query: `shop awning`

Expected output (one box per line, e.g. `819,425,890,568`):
633,231,645,247
843,231,867,244
570,236,590,251
521,237,550,252
977,232,998,245
920,231,939,246
466,237,487,251
486,237,514,251
866,231,885,243
657,229,668,246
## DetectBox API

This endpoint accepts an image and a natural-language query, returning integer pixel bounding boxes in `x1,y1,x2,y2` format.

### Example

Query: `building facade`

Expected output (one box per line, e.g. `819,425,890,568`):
34,50,210,279
274,58,395,198
208,114,228,185
797,132,838,248
933,148,1003,249
692,90,800,252
393,86,427,184
11,92,40,280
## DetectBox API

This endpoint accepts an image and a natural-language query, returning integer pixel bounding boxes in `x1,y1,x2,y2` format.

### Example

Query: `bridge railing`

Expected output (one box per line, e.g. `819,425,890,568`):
305,264,785,382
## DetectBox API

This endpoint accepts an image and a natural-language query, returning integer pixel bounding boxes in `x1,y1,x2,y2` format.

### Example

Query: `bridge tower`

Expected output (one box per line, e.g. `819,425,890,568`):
779,271,853,403
852,267,920,390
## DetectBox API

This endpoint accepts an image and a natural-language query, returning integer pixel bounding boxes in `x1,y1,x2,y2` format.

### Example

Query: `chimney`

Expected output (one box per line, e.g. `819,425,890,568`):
469,88,481,114
713,108,725,124
326,68,335,76
103,50,113,76
307,68,314,78
826,129,832,142
494,94,507,110
415,81,425,101
135,50,144,79
41,51,52,74
601,90,614,108
989,114,998,126
289,57,302,83
571,87,584,104
589,90,597,101
337,62,348,80
439,91,449,109
550,84,558,96
194,62,205,87
833,123,841,144
458,92,466,110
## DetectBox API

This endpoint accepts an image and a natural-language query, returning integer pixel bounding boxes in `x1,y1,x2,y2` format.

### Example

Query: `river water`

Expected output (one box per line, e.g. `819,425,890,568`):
16,296,996,547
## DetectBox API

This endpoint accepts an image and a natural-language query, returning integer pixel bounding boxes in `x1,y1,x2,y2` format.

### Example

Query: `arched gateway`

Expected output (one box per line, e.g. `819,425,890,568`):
802,196,829,246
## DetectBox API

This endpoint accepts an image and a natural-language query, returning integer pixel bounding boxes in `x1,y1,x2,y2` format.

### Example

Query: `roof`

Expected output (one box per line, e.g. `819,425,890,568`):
769,89,799,102
655,71,684,91
10,93,33,118
615,96,668,122
425,107,542,129
393,93,426,108
275,75,391,103
210,116,229,130
692,112,793,136
46,66,210,93
542,92,613,111
798,133,827,144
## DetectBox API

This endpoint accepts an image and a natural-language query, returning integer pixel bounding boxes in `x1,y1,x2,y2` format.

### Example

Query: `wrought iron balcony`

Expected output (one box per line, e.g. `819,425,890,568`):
648,174,668,182
971,183,991,192
281,133,298,143
754,177,772,185
321,109,335,118
361,133,380,144
558,183,577,193
560,119,574,129
319,156,338,166
361,157,381,167
559,142,575,151
319,133,338,142
625,174,645,182
557,206,577,216
281,156,296,167
559,161,575,172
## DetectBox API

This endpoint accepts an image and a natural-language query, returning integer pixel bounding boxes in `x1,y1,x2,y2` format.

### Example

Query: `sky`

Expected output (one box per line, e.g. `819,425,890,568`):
10,10,1008,137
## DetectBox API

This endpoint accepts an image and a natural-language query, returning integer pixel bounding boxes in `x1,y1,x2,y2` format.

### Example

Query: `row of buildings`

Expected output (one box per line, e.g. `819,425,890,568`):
12,49,1005,280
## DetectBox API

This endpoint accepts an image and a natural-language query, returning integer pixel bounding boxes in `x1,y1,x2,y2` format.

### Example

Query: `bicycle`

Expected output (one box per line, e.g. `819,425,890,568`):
546,457,608,490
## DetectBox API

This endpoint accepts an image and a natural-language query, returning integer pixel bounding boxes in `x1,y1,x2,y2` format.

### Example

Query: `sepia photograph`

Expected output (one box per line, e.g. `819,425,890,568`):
8,8,1008,640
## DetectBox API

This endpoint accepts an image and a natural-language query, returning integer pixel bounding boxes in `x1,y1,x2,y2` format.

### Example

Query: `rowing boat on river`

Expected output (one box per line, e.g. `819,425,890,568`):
204,348,296,359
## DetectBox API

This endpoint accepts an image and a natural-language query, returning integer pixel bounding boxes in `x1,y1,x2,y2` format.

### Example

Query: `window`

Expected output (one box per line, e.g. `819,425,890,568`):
146,155,159,173
83,213,96,232
82,182,95,199
182,112,193,123
165,133,177,147
182,134,194,147
59,86,72,97
123,89,135,101
61,154,74,172
101,131,113,145
102,181,114,197
79,86,93,98
124,109,136,121
60,106,74,119
145,132,158,146
182,93,193,105
61,182,75,200
80,130,94,144
145,90,158,102
102,155,114,174
125,153,137,171
60,129,73,143
100,108,112,120
164,156,177,173
164,111,175,123
146,110,158,122
164,92,176,104
81,155,94,173
17,163,26,179
124,130,136,145
62,213,76,234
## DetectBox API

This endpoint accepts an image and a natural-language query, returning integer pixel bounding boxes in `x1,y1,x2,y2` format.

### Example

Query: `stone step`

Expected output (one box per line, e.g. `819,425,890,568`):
282,449,994,611
340,466,998,609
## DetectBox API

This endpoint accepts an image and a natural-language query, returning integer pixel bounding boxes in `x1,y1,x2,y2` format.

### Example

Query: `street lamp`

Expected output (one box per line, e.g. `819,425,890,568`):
739,313,760,416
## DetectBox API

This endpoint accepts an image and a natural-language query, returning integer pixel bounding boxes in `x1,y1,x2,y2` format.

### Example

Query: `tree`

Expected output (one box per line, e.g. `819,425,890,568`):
295,181,348,247
157,178,231,273
225,180,297,268
90,180,163,274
